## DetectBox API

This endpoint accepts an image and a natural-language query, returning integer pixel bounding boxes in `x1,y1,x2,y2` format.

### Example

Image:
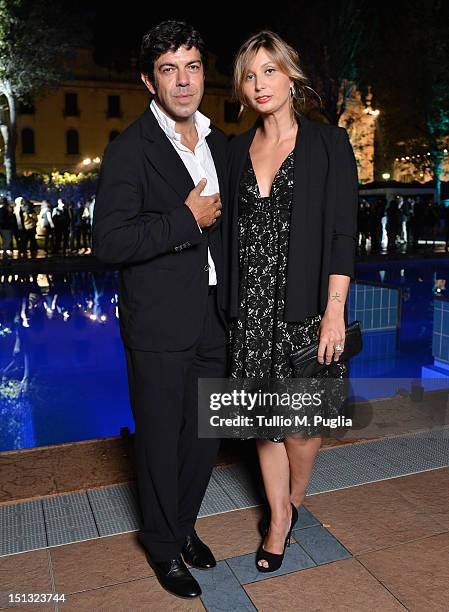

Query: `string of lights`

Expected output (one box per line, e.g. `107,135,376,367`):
395,149,449,162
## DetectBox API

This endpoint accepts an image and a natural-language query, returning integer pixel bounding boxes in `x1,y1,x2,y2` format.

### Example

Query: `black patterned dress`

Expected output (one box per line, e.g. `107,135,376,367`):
229,150,348,441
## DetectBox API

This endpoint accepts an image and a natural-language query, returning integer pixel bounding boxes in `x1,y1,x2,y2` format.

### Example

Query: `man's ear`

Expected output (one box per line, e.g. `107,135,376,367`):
141,72,156,96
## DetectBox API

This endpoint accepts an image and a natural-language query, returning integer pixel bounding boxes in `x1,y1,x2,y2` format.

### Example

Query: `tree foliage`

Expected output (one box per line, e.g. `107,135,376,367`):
358,0,449,195
0,0,91,183
271,0,372,124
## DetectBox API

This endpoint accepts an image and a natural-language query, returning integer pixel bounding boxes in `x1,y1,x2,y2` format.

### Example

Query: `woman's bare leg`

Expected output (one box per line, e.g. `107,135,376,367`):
255,439,292,569
284,434,322,508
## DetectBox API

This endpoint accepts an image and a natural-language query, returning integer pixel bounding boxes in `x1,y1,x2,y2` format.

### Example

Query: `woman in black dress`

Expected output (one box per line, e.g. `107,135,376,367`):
227,31,359,572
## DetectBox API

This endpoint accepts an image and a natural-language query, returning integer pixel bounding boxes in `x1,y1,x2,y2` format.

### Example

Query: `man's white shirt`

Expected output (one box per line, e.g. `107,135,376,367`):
150,99,218,285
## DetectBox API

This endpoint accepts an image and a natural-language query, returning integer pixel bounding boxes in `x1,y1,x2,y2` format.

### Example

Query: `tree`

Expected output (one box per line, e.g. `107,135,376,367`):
0,0,90,185
271,0,372,124
358,0,449,193
409,0,449,202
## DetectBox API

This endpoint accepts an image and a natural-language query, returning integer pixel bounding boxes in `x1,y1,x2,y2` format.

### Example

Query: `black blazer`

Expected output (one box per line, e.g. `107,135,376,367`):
92,106,229,351
226,111,359,324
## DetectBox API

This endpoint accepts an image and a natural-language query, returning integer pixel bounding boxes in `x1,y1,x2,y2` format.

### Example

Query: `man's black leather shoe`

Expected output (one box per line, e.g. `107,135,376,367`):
146,553,202,598
181,530,217,569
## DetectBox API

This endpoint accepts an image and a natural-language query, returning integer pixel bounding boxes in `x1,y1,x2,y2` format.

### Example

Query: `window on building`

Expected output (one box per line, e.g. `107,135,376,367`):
107,95,121,118
64,92,79,116
66,129,79,154
21,128,35,154
224,101,240,123
109,130,120,142
19,101,35,115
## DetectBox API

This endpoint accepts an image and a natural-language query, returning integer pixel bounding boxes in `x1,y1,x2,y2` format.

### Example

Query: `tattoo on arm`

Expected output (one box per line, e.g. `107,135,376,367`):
330,292,342,302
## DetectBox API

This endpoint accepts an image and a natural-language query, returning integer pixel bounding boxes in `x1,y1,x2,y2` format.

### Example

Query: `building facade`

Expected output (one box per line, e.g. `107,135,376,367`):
11,47,378,181
13,48,256,175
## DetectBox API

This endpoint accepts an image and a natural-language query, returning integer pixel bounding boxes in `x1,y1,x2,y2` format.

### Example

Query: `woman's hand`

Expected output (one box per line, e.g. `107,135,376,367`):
317,310,345,364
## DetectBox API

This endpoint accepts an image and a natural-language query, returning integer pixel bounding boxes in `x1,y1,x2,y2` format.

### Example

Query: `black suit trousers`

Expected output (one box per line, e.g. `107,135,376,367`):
124,291,228,562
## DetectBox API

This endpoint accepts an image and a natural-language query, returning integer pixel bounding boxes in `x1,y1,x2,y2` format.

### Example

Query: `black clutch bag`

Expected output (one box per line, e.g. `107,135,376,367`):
290,320,362,378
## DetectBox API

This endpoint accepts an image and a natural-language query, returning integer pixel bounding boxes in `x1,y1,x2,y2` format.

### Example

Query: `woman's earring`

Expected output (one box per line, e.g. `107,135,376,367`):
289,84,296,113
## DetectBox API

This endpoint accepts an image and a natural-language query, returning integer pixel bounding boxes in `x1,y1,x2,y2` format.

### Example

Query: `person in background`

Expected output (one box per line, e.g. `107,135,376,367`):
412,196,425,247
369,198,384,252
52,198,70,254
405,196,415,245
22,199,38,257
357,199,370,252
39,200,55,254
443,204,449,251
386,197,400,251
80,202,91,252
87,195,95,253
0,197,14,258
397,196,407,243
70,200,84,253
425,200,439,246
13,197,27,257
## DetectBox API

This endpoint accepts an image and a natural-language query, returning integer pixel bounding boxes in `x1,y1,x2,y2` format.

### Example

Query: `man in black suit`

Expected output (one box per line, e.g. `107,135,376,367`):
92,21,229,599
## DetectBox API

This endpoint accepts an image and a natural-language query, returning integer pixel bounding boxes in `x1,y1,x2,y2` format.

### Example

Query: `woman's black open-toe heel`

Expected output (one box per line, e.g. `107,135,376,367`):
256,503,298,573
259,501,301,537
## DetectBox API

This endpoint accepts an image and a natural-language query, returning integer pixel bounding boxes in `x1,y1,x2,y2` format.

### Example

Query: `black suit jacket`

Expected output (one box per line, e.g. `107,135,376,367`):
92,106,229,351
225,111,359,325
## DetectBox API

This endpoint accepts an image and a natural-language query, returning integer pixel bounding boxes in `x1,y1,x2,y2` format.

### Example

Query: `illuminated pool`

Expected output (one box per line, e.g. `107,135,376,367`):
353,258,448,377
1,259,448,451
0,271,132,451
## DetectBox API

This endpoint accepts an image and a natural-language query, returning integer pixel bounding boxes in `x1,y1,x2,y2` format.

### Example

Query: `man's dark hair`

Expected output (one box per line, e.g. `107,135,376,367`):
140,20,207,81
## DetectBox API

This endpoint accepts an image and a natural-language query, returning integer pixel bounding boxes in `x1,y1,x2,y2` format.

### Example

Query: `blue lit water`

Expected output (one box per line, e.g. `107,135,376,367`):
0,271,132,451
353,258,449,377
1,259,448,451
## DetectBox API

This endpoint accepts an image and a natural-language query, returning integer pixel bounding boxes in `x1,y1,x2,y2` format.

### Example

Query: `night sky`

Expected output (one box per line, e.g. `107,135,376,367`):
70,0,449,160
81,2,272,74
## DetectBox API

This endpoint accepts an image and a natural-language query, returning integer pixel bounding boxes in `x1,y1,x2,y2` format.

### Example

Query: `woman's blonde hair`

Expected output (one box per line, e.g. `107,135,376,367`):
233,30,321,118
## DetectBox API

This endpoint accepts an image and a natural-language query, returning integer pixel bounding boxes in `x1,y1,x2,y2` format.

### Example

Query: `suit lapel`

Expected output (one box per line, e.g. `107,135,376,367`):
228,123,257,243
203,128,228,237
140,107,195,202
291,111,311,233
227,125,257,316
206,129,227,203
230,125,257,203
285,111,311,307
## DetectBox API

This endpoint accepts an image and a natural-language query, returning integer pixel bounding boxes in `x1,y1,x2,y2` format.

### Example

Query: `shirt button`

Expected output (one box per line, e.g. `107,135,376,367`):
204,264,209,271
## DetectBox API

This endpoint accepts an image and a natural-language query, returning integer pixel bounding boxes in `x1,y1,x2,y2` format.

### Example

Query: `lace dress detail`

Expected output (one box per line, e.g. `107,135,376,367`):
229,150,348,441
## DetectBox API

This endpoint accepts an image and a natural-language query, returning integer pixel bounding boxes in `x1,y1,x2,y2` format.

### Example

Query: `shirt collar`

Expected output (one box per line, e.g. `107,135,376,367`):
150,99,211,147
